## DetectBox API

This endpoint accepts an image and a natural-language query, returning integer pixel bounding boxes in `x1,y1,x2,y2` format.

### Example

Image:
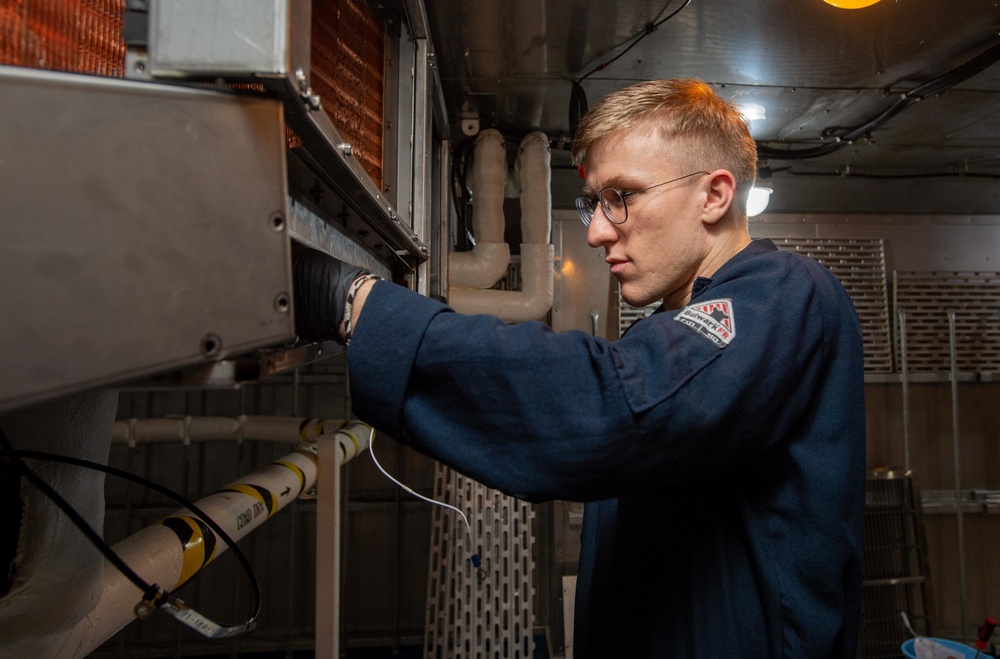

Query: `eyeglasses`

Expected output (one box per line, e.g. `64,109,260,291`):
575,171,709,227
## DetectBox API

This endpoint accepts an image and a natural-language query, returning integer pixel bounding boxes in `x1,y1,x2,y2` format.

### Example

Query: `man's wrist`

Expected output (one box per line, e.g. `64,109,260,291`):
342,274,379,345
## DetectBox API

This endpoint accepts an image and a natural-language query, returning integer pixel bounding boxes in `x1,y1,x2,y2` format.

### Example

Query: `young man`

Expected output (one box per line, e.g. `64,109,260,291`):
296,78,865,658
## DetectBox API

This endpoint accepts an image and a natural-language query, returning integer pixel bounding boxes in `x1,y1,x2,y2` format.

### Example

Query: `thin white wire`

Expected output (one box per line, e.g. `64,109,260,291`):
366,427,476,543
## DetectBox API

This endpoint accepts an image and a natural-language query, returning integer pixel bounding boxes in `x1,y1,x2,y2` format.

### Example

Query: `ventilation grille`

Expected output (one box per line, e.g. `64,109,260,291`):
618,301,657,337
311,0,385,188
772,238,892,373
425,465,535,659
619,238,893,373
893,271,1000,372
0,0,125,76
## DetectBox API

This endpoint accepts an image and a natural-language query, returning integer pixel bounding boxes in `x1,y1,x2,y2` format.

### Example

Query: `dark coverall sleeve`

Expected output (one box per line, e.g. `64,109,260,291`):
346,247,853,504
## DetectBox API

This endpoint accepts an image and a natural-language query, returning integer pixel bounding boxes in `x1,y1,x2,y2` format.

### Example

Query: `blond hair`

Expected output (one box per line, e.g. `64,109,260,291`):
571,79,758,213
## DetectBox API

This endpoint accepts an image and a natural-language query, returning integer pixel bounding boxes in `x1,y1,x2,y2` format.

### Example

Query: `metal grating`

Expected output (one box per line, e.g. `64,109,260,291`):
310,0,385,188
772,238,893,373
424,465,535,659
618,298,657,337
860,473,934,659
0,0,125,77
894,271,1000,373
619,238,893,373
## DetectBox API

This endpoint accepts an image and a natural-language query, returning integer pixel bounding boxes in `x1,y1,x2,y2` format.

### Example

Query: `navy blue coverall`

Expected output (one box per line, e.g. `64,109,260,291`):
348,238,866,658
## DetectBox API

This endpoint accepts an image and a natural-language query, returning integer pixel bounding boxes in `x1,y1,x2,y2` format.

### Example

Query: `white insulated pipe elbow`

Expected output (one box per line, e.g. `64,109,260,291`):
449,129,510,289
449,130,554,323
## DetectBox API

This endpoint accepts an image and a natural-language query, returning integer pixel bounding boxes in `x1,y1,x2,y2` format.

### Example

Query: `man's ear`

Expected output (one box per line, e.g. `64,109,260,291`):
701,169,736,225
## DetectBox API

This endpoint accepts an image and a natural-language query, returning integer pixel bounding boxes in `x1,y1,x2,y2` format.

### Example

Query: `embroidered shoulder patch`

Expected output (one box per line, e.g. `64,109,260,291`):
673,298,736,348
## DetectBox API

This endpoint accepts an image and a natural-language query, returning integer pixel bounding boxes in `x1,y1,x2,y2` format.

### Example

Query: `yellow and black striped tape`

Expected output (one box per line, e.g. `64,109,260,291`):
218,483,278,518
298,418,327,441
271,459,307,498
161,515,217,587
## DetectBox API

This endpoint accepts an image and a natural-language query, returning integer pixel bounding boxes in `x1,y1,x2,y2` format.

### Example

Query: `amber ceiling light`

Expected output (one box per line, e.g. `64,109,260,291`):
823,0,881,7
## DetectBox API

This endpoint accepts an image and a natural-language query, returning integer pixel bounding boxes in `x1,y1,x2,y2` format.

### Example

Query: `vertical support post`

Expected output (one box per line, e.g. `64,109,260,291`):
315,434,341,659
947,309,968,642
412,35,434,297
899,310,911,471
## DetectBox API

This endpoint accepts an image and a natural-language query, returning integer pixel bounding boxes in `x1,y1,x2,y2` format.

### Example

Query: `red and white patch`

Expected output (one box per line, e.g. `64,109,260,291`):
673,298,736,348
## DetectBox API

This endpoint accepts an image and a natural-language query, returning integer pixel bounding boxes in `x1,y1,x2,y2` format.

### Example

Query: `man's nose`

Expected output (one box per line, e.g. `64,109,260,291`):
586,207,618,248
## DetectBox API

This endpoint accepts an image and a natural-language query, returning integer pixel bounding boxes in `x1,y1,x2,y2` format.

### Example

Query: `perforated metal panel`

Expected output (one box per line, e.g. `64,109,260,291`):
618,300,657,337
619,238,894,373
893,271,1000,372
772,238,893,373
424,465,535,659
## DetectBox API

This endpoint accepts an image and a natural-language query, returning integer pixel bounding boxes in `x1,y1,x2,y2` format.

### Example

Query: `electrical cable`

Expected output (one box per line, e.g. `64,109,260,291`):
775,166,1000,180
757,39,1000,161
450,135,478,251
0,428,261,638
569,0,694,137
574,0,693,85
366,426,485,582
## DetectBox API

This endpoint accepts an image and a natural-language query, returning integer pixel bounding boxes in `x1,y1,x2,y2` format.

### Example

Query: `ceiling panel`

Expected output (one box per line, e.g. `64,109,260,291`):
421,0,1000,213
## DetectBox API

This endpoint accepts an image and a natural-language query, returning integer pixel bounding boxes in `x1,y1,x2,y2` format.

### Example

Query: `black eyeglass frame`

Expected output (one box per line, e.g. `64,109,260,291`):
575,170,709,227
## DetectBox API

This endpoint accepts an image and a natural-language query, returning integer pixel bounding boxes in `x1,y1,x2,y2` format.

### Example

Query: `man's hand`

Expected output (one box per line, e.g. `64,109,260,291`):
292,248,369,342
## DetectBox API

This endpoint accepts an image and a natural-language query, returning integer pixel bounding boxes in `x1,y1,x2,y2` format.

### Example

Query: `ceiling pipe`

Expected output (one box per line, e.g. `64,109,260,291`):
449,130,554,322
111,415,361,448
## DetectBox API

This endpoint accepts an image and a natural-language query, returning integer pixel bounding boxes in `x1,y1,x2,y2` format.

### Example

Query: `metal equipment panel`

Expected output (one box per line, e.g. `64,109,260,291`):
149,0,290,76
0,66,293,414
551,213,615,339
772,237,893,373
894,271,1000,373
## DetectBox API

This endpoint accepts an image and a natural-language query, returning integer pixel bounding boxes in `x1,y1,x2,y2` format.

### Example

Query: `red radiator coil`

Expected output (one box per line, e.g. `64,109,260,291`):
0,0,125,77
311,0,386,188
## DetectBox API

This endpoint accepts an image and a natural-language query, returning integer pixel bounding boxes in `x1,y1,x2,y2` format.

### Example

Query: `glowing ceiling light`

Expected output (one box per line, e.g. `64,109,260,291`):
747,186,772,217
823,0,881,8
738,103,767,123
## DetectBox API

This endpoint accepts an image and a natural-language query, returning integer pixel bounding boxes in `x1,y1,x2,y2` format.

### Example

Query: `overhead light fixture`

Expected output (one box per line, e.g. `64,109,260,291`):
747,186,772,217
823,0,881,8
738,103,767,123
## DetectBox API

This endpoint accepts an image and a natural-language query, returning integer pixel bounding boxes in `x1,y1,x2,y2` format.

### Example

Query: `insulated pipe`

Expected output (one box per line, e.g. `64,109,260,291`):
450,131,554,323
111,415,357,446
0,390,118,659
449,243,555,320
448,129,510,289
517,131,553,245
50,420,371,658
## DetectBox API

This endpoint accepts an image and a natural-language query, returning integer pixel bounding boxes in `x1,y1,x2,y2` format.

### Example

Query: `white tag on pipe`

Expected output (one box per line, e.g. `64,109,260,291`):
160,599,255,639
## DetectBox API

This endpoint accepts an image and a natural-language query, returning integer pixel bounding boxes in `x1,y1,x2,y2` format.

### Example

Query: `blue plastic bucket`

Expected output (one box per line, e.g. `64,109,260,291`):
901,637,982,659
